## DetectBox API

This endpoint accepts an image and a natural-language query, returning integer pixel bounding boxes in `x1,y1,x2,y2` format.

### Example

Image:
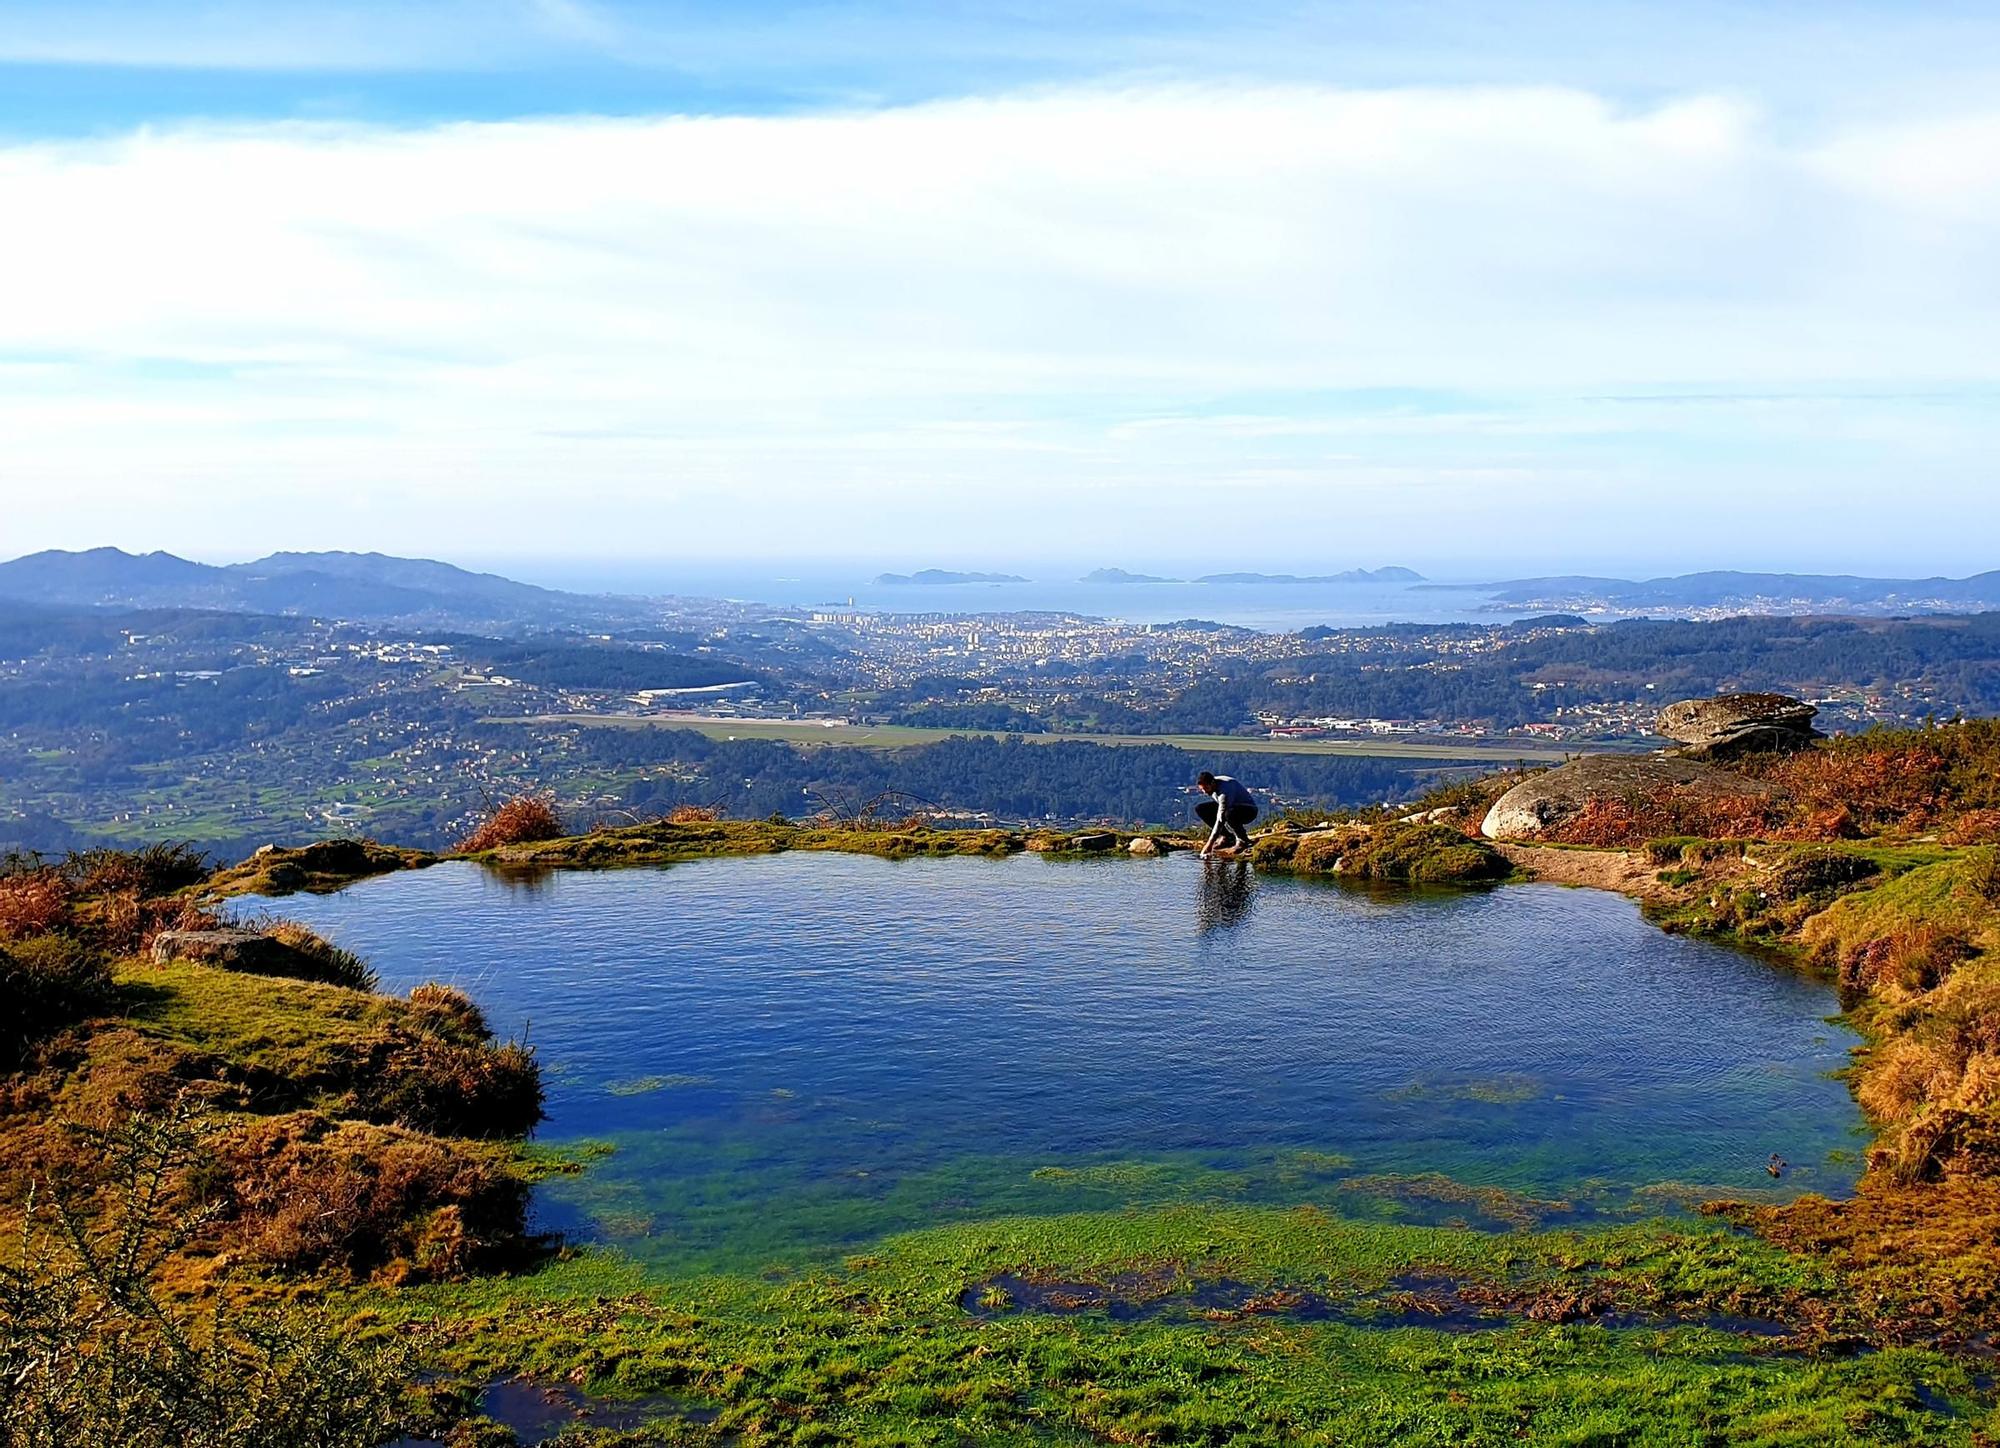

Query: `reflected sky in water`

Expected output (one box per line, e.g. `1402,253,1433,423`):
249,854,1865,1268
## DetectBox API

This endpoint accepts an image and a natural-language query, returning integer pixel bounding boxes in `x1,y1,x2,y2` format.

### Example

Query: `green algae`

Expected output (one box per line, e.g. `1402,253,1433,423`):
605,1074,715,1096
357,1204,1992,1446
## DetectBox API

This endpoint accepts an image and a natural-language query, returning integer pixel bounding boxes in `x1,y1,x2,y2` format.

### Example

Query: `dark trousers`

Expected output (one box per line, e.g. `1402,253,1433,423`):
1196,799,1258,849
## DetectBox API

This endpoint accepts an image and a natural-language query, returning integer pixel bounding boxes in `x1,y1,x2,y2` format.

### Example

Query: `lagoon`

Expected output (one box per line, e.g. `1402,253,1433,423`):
248,853,1863,1272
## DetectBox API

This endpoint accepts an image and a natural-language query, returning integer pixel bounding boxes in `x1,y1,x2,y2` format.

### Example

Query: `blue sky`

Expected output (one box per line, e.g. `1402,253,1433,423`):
1,1,1997,575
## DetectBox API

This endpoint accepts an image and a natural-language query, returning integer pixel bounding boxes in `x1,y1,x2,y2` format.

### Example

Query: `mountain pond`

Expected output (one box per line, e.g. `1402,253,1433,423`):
242,852,1865,1272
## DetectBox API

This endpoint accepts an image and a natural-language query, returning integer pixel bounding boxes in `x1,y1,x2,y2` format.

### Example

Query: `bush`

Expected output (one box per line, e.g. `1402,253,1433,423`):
407,981,492,1039
1838,922,1979,996
216,1111,529,1280
1764,849,1883,904
0,868,74,940
0,935,114,1066
95,892,222,958
0,1098,418,1445
63,841,211,898
357,1034,543,1140
456,792,565,853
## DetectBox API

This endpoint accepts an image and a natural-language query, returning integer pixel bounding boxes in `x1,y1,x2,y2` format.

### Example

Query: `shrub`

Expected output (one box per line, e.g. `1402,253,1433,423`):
666,803,722,824
94,891,222,958
456,792,565,853
407,981,491,1039
0,935,114,1066
0,1098,418,1445
356,1035,543,1140
1942,809,2000,847
0,868,74,940
215,1111,529,1280
1764,849,1883,904
1838,922,1979,996
63,841,211,898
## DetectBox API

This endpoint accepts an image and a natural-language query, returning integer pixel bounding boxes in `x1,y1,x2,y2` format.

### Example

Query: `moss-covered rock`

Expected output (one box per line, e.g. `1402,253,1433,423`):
1256,820,1511,884
204,838,438,899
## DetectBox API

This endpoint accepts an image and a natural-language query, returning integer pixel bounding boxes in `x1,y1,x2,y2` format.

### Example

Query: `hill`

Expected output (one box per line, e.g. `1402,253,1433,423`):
0,547,647,631
873,569,1029,585
1442,569,2000,613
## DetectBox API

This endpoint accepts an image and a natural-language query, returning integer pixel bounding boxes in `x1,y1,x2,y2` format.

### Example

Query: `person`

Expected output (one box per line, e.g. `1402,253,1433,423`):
1194,770,1258,857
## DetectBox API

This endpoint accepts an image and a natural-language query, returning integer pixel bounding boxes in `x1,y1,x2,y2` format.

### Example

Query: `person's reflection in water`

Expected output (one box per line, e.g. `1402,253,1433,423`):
1196,858,1255,934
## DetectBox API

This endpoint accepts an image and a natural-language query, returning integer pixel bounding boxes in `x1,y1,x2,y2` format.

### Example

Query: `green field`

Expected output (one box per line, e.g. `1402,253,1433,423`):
487,713,1578,762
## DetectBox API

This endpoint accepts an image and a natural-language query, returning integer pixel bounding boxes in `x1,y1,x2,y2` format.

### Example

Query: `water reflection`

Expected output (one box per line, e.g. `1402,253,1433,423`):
479,861,560,896
1196,859,1255,933
245,853,1867,1270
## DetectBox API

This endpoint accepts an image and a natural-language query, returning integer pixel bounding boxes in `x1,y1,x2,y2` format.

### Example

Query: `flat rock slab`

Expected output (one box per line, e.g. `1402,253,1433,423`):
1481,754,1784,840
150,926,298,972
1654,693,1817,745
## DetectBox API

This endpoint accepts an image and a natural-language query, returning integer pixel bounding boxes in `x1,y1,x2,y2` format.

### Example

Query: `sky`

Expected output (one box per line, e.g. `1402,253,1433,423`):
0,1,1997,578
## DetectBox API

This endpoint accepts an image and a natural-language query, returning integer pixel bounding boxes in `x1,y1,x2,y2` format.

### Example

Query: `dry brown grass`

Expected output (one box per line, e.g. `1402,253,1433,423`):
0,868,75,940
213,1111,528,1281
665,803,721,824
1538,722,2000,849
1544,788,1784,847
456,792,565,853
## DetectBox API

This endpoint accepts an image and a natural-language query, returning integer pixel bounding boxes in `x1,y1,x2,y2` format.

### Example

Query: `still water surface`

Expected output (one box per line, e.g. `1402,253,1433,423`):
251,854,1863,1270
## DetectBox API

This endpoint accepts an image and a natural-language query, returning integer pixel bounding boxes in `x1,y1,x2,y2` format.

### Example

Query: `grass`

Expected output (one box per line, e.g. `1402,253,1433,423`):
484,714,1576,761
455,818,1187,871
357,1205,1991,1445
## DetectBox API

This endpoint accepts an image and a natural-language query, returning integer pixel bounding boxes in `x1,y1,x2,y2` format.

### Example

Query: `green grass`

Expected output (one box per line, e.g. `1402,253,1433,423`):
116,958,415,1085
483,714,1575,762
358,1205,1990,1445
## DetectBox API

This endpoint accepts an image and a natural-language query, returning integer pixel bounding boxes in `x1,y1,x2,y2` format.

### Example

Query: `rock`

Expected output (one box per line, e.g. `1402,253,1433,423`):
1481,754,1785,840
1398,806,1462,825
1068,832,1117,853
1128,836,1162,857
1681,723,1821,763
151,926,302,973
1654,693,1821,759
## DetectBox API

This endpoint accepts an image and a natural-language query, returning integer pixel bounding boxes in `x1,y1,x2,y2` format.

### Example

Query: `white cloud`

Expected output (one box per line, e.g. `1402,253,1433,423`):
0,83,1996,562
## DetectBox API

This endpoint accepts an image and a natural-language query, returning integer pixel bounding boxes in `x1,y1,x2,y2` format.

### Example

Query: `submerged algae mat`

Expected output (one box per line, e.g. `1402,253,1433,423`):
380,1207,1988,1446
253,852,1864,1274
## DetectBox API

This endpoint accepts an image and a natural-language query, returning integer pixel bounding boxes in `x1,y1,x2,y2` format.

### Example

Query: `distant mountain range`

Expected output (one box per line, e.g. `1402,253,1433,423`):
1083,566,1424,585
0,547,643,631
1424,569,2000,613
873,569,1028,586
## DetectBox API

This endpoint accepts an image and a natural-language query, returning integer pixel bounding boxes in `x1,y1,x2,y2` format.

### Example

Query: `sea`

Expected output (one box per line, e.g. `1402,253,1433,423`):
481,559,1514,632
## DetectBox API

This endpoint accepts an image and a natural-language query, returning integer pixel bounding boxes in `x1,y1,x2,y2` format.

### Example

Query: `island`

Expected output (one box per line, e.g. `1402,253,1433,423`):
1080,567,1180,584
872,569,1029,586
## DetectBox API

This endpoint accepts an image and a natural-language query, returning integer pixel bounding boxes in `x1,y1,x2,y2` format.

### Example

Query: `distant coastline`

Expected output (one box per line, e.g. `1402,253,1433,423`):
873,569,1029,586
1082,565,1424,585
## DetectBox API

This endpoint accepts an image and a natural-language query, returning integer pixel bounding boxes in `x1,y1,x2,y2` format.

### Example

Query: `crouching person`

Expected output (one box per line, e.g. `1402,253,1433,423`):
1195,771,1259,858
